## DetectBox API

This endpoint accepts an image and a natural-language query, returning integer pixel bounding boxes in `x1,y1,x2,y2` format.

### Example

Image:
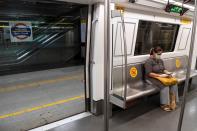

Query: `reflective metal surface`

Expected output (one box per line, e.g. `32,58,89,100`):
104,0,110,131
85,5,92,111
178,0,197,130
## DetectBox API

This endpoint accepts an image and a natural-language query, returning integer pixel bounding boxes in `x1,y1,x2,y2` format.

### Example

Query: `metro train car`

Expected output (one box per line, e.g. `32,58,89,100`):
82,0,197,114
47,0,197,130
1,0,197,131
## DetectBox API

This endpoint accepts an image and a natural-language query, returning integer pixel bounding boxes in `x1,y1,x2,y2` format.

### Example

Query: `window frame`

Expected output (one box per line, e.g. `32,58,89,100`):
134,20,180,56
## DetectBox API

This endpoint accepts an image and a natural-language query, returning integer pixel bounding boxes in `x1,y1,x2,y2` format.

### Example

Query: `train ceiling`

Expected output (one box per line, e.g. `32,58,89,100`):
58,0,195,4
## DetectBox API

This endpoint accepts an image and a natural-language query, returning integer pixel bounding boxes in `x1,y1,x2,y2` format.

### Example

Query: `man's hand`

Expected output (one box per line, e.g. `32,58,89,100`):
164,70,173,75
159,74,170,78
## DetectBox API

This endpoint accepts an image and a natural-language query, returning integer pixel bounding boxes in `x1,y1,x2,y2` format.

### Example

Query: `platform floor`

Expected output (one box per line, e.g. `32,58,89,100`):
0,66,85,131
50,79,197,131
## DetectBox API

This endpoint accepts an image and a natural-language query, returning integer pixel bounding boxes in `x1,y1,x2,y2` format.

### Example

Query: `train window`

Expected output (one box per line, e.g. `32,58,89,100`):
134,20,180,55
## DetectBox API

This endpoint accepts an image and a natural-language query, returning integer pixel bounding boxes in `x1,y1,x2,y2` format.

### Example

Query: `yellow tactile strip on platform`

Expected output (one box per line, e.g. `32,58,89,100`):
0,95,84,119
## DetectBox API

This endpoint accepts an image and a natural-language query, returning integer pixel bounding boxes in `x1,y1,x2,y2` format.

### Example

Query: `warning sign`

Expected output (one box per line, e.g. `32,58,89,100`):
130,67,138,78
176,59,181,69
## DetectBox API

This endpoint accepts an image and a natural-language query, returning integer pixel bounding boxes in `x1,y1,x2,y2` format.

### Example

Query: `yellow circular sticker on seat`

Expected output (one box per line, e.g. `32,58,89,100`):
130,67,138,78
176,59,181,69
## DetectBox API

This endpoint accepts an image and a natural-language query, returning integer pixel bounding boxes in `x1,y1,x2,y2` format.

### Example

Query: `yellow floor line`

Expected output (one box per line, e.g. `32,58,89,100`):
0,75,83,93
0,95,84,119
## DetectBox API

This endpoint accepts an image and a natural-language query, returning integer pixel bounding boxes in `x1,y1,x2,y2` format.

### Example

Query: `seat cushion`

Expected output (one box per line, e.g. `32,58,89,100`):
173,69,197,82
126,82,159,101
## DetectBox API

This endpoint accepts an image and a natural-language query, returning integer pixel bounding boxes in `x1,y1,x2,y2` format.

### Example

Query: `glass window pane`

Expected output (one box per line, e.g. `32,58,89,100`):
134,20,180,55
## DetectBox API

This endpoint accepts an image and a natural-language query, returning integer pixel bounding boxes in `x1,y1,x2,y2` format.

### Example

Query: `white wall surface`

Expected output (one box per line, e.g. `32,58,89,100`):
90,4,105,101
112,7,193,67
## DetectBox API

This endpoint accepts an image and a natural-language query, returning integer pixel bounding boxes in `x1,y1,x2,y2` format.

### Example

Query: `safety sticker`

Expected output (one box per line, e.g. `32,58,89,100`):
130,67,138,78
180,17,192,25
176,59,181,69
115,4,125,12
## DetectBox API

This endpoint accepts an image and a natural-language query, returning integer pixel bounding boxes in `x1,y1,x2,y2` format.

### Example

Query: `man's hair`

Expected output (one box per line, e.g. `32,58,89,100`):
150,46,163,55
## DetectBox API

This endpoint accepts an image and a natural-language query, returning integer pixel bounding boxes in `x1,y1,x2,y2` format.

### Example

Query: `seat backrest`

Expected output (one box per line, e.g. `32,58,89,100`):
112,63,144,90
163,57,176,72
126,64,144,83
163,55,188,72
176,55,188,70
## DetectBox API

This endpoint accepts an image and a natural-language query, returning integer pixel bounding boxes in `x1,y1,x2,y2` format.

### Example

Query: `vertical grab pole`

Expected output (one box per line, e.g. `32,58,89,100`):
120,12,128,108
104,0,110,131
177,0,197,131
86,5,92,111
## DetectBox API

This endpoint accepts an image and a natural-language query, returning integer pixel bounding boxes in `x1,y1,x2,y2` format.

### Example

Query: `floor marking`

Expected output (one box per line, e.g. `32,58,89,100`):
29,112,91,131
0,74,83,93
0,95,84,120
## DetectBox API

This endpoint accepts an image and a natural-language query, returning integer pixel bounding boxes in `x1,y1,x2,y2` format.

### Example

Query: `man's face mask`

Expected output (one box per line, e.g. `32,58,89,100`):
155,54,161,59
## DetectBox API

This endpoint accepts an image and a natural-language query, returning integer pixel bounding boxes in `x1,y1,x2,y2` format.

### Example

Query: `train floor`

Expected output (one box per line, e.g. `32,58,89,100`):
50,78,197,131
0,66,85,131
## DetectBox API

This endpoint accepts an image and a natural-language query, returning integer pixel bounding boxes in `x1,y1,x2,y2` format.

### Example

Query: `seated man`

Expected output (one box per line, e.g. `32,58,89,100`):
144,46,179,111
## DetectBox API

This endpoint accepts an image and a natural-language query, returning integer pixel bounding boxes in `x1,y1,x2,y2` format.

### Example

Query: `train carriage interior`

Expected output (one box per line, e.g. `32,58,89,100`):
0,0,197,131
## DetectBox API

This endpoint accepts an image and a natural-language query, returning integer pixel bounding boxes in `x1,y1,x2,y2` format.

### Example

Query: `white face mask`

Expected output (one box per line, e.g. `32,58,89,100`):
155,54,161,59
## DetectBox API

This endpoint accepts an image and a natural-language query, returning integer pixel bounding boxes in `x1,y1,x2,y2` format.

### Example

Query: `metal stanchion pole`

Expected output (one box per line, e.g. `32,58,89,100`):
86,5,92,112
120,12,128,108
177,0,197,131
104,0,110,131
